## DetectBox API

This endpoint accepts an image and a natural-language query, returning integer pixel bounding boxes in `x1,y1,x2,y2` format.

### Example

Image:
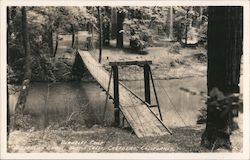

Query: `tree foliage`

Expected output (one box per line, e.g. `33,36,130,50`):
7,7,95,83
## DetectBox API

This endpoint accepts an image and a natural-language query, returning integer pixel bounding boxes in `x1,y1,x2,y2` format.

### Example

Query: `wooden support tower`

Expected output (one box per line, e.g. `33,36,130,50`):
109,60,163,125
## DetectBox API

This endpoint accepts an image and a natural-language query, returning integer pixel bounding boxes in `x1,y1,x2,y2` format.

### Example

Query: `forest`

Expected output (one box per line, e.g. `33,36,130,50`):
6,6,243,153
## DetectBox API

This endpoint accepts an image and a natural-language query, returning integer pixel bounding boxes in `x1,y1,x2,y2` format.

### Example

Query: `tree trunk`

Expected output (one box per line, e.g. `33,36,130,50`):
75,32,79,51
52,22,60,57
14,7,32,120
169,6,173,40
111,7,117,39
97,7,102,63
71,24,75,48
189,7,193,28
53,32,59,57
103,22,110,46
201,6,243,151
48,28,53,56
185,9,189,45
200,7,203,28
116,10,125,48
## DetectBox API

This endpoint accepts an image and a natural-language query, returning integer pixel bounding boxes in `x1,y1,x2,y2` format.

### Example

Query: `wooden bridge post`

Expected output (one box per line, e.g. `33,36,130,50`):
112,65,120,126
144,64,151,104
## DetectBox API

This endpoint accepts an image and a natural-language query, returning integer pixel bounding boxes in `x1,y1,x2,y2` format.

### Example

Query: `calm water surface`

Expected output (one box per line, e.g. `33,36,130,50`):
9,77,207,129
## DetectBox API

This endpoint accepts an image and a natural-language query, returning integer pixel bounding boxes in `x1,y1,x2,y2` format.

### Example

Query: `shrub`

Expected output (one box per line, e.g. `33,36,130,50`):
130,35,148,51
168,42,182,54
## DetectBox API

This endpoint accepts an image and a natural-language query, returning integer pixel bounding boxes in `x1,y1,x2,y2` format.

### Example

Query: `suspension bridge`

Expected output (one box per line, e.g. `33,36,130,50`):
77,49,172,137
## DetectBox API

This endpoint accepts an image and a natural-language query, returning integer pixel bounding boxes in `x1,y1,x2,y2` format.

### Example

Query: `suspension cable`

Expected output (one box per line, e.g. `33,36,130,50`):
157,80,187,126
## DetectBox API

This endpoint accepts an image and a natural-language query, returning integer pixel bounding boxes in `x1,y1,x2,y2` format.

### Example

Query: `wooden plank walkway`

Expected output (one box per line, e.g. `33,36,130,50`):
78,50,171,137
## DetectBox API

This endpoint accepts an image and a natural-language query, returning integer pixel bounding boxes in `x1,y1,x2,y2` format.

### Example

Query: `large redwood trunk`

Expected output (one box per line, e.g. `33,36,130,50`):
201,6,243,151
14,7,32,127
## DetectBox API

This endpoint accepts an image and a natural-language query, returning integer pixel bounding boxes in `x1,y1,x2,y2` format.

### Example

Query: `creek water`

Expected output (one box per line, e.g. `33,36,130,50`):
122,77,207,127
9,76,207,129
